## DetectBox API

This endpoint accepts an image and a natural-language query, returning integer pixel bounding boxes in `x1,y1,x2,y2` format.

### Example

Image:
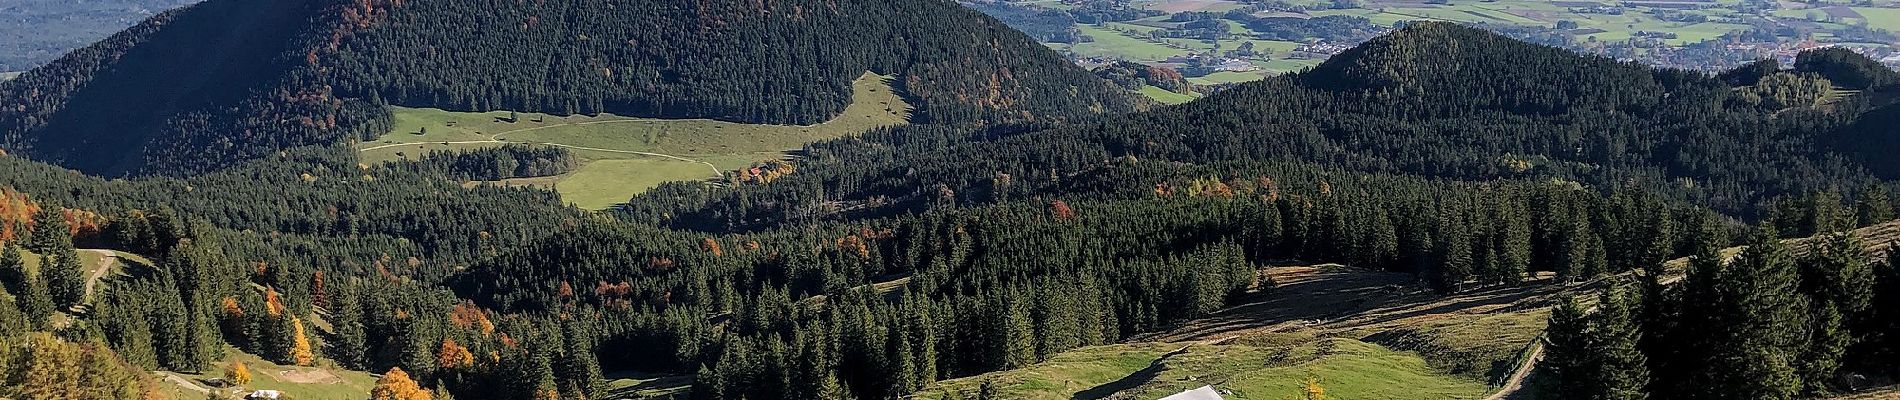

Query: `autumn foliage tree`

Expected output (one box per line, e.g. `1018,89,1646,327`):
226,361,252,386
371,367,432,400
288,317,315,366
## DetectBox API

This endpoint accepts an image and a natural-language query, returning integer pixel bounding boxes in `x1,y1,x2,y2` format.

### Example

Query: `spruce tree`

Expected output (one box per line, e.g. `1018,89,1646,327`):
1854,185,1893,226
1795,233,1875,395
328,283,369,369
26,207,70,253
46,247,84,309
21,257,54,329
1589,285,1650,400
1541,295,1594,396
1703,226,1805,400
1433,211,1473,291
0,286,27,338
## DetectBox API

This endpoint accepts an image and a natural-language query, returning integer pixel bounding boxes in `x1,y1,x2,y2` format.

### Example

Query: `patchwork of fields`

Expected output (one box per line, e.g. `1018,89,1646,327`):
1014,0,1900,99
359,72,912,210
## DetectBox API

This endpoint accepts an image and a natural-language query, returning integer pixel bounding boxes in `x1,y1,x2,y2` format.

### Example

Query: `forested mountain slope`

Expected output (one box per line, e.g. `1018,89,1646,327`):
0,0,1141,176
620,23,1900,231
0,18,1896,400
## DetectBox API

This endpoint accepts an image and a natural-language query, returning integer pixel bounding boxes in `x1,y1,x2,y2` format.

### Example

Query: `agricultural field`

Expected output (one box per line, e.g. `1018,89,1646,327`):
1,72,18,81
359,72,912,210
1140,84,1203,104
981,0,1900,99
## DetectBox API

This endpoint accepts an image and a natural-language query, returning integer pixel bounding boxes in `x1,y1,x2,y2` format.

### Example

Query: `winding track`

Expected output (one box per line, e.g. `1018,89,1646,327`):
1482,342,1544,400
82,249,118,301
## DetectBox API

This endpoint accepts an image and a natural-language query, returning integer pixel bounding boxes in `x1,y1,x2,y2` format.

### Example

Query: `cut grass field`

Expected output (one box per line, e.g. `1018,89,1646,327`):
358,72,911,210
925,265,1560,399
1851,6,1900,27
606,371,693,399
916,338,1492,400
157,348,379,400
1140,85,1202,104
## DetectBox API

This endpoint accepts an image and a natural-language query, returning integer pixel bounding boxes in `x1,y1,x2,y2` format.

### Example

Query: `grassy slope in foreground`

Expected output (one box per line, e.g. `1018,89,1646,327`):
914,266,1558,399
157,348,379,400
916,338,1491,400
359,72,912,210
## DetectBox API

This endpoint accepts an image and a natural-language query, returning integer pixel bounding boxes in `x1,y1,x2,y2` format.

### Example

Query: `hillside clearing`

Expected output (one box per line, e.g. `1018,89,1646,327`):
358,72,912,210
157,348,378,400
916,338,1491,400
927,264,1559,399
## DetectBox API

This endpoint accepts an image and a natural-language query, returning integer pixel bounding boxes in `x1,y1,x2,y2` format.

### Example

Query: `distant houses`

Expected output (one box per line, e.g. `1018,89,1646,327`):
1159,54,1260,77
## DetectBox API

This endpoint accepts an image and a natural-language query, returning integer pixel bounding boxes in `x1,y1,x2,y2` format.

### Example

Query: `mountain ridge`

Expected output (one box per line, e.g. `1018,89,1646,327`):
0,0,1142,177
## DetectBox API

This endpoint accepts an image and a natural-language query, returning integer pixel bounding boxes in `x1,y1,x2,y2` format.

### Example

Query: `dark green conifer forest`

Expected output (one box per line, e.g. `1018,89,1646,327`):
0,4,1894,399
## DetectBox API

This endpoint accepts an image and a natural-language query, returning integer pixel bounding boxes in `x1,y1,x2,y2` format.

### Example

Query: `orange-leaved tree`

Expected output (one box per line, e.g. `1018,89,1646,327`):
371,367,432,400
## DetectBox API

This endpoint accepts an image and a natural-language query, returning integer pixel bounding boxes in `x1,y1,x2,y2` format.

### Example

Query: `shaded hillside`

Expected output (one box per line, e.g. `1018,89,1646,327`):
0,0,1141,176
619,22,1900,231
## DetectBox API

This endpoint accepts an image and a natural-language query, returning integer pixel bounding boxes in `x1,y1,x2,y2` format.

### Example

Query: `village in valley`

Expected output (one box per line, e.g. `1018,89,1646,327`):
964,0,1900,101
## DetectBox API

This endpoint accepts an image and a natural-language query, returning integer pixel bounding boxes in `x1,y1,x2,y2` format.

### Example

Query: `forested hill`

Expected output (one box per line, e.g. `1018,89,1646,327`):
0,0,1141,177
621,22,1900,231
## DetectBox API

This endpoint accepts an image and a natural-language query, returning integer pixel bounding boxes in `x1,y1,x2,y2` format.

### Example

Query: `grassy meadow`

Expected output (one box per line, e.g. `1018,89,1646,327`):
915,338,1492,400
156,348,380,400
359,72,912,210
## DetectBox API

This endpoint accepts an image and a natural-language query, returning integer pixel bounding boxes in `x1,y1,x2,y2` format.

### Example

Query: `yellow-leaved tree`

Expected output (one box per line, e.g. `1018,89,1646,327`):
226,361,252,385
289,317,315,366
371,367,433,400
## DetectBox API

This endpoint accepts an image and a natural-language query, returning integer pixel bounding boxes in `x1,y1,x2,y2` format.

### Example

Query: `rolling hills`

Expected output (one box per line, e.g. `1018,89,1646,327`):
0,0,1142,177
621,22,1900,231
0,10,1899,400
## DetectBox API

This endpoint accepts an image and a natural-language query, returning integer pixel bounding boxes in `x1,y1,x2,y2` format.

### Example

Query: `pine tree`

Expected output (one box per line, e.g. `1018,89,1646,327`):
1432,211,1473,291
1,247,52,329
1542,295,1594,396
1855,243,1900,374
1492,202,1532,285
0,286,27,338
1588,285,1650,400
1701,225,1805,400
26,207,70,253
45,247,84,309
328,283,368,369
1795,232,1873,395
1854,184,1893,226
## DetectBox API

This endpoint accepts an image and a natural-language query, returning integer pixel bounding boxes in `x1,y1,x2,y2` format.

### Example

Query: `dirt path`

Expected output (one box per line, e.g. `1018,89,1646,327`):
1482,342,1543,400
82,249,118,301
161,372,211,394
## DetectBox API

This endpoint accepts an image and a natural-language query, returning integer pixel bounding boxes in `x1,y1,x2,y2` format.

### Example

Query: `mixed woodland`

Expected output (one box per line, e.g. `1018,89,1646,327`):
0,6,1894,400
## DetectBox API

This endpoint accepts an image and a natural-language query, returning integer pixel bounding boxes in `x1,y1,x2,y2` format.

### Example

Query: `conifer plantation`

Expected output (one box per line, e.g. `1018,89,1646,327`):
0,2,1894,399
